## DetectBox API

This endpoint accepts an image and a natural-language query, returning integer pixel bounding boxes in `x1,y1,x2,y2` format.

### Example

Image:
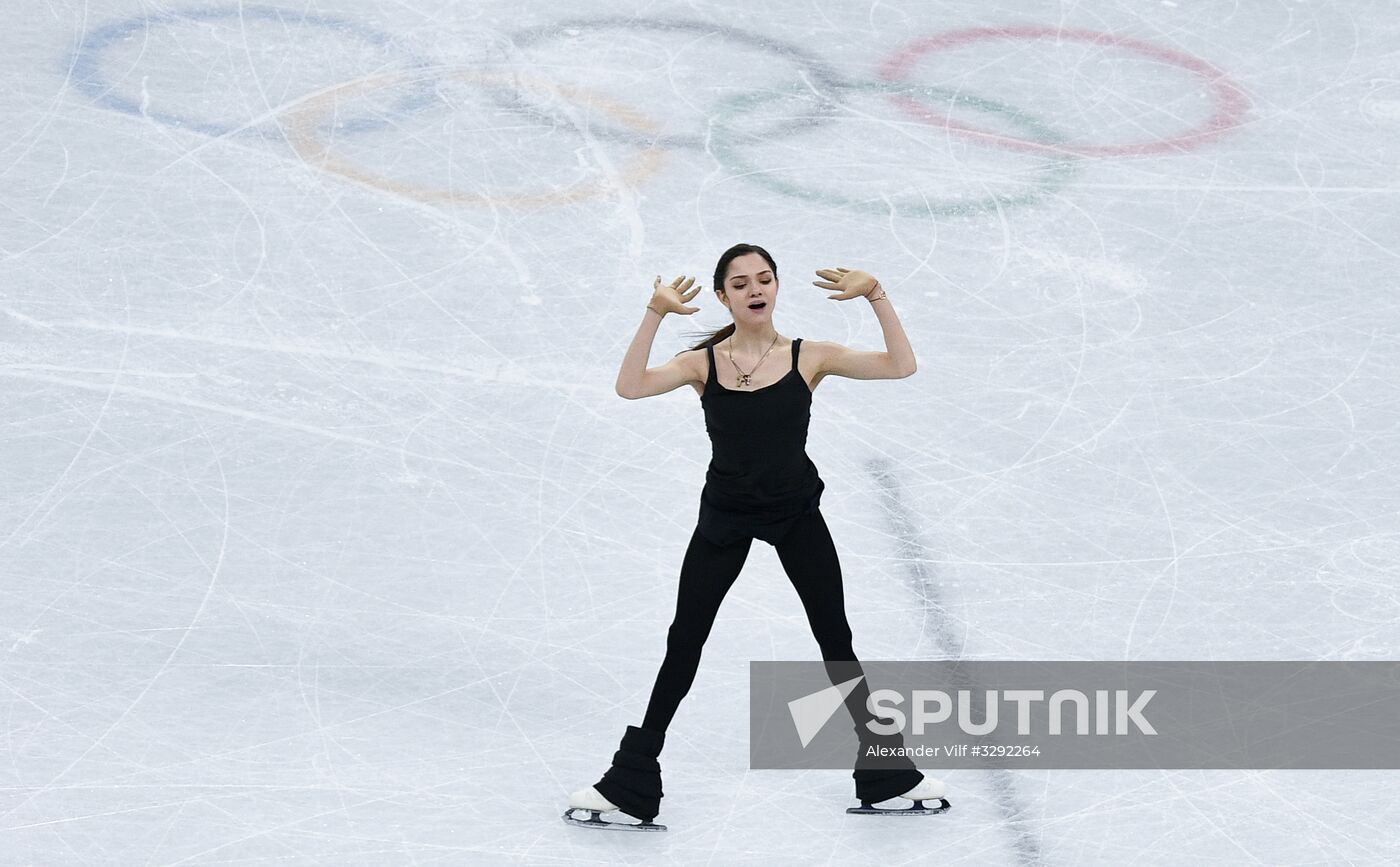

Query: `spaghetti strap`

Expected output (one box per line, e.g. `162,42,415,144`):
791,337,801,369
705,343,716,390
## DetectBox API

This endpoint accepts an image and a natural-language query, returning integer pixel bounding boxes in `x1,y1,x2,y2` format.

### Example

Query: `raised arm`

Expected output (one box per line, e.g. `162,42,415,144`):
808,269,916,381
615,275,704,400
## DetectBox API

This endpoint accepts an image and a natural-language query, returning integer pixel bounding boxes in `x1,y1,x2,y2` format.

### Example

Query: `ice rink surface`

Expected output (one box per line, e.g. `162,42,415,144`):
3,0,1399,863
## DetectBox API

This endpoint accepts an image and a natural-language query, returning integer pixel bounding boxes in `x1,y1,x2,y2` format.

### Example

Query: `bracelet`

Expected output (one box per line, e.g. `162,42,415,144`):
866,282,888,303
646,304,663,317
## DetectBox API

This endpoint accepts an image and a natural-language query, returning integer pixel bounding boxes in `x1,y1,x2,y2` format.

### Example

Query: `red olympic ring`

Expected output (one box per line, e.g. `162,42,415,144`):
878,25,1251,157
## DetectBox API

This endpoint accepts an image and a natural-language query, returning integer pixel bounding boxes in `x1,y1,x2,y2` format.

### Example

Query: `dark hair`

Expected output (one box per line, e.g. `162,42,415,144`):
677,243,779,354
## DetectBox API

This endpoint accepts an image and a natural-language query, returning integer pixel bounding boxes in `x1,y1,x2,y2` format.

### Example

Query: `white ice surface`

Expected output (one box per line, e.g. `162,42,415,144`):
3,0,1399,864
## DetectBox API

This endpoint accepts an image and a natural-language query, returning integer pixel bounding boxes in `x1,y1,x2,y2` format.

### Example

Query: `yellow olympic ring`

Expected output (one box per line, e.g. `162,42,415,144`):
282,69,665,207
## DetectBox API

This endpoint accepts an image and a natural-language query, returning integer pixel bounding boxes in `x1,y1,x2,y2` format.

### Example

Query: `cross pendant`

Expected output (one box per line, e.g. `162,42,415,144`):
737,374,751,387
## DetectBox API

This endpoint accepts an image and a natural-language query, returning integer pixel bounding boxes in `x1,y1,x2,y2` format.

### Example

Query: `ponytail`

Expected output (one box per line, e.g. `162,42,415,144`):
677,322,736,355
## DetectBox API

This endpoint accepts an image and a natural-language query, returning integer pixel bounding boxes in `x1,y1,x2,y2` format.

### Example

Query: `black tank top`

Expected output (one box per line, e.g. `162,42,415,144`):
697,337,825,547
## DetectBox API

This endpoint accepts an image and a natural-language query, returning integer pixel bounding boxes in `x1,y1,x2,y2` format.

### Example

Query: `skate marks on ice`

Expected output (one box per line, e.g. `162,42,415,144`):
866,457,1045,865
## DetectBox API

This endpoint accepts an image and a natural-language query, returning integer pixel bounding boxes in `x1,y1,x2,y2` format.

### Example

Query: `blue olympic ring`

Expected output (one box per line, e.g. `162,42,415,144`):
69,4,438,137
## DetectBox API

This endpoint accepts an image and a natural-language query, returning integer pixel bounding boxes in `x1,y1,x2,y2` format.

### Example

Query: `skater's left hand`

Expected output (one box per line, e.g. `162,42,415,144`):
812,267,879,301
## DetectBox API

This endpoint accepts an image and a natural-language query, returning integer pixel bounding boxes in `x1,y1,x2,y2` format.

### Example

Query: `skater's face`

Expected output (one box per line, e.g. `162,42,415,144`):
720,252,777,322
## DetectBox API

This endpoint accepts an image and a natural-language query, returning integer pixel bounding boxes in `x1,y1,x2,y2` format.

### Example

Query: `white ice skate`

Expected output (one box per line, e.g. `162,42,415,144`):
846,773,952,816
562,785,667,832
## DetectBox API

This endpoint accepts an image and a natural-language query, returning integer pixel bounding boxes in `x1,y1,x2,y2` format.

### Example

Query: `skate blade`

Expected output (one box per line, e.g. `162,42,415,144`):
562,808,667,832
846,797,951,816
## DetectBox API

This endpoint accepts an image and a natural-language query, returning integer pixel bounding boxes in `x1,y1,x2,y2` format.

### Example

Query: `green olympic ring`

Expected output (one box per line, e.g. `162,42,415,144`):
708,81,1082,218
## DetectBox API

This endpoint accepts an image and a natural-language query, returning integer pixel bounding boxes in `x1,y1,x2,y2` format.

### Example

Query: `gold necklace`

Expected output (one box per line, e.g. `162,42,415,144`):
726,333,780,388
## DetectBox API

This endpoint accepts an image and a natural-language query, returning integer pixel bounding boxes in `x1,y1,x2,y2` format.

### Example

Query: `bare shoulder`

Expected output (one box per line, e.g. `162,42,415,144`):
802,339,844,378
798,339,838,391
800,339,839,370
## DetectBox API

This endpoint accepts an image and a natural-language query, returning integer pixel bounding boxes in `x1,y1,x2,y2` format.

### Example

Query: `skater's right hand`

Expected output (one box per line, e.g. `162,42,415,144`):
650,275,701,316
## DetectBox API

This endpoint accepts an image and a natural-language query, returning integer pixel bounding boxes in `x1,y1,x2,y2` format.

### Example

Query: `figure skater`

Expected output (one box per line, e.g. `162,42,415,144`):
563,243,949,831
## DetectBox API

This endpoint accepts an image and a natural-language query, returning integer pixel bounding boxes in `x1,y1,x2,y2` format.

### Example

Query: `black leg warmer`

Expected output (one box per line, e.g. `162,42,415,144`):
851,728,925,803
592,724,666,822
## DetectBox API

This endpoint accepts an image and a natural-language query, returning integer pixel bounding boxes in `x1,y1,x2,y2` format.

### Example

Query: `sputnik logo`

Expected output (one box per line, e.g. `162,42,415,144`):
787,675,865,747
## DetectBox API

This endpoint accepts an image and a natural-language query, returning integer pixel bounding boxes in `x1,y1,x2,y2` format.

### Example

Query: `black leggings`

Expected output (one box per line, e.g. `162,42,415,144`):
643,508,860,732
638,507,923,802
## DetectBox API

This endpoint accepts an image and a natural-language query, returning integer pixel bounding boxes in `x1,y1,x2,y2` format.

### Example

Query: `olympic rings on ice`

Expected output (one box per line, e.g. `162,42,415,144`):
70,8,1252,213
